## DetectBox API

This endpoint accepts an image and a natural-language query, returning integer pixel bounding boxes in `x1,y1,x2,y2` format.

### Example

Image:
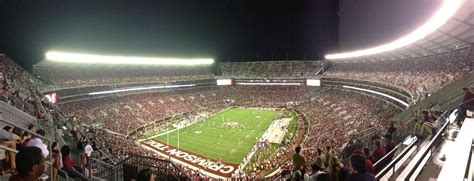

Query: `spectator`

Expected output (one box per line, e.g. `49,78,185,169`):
345,154,375,181
360,149,375,175
76,138,84,151
323,146,333,168
51,142,63,181
3,126,12,132
21,132,32,147
371,140,386,163
387,123,396,136
61,145,87,180
291,170,303,181
384,134,397,161
292,146,306,173
332,158,349,181
9,147,46,181
12,127,23,141
27,124,36,133
84,140,93,157
455,87,474,124
71,125,78,141
420,110,435,137
3,126,21,142
137,168,156,181
26,129,49,158
305,161,327,181
91,141,98,152
0,128,17,170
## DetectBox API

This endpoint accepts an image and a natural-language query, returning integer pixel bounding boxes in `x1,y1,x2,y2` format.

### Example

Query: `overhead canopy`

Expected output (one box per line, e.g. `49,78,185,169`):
326,0,474,62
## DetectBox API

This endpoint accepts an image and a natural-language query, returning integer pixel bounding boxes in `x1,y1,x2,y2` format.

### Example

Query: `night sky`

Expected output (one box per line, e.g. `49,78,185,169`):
0,0,339,71
338,0,442,52
0,0,440,72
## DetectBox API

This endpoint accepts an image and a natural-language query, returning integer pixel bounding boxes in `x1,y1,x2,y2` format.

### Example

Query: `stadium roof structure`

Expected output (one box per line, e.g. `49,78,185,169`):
42,51,214,66
326,0,474,62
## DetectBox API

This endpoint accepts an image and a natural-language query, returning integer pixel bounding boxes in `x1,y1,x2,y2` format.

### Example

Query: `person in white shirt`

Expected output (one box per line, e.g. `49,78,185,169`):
26,129,49,158
84,140,93,157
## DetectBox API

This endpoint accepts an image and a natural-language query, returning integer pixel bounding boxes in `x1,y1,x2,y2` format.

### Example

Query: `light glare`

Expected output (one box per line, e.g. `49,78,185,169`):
46,51,214,65
325,0,464,60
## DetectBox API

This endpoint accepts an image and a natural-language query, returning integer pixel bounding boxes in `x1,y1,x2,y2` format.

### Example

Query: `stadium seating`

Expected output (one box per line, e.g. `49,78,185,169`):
0,55,45,118
55,84,400,179
33,60,215,90
4,48,471,180
220,61,323,77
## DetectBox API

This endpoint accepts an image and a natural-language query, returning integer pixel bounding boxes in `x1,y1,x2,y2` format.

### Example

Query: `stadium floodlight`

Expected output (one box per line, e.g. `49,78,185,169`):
325,0,464,60
45,51,214,65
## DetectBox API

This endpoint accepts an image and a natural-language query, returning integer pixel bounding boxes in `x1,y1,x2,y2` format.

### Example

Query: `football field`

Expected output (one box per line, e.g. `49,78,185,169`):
154,107,280,164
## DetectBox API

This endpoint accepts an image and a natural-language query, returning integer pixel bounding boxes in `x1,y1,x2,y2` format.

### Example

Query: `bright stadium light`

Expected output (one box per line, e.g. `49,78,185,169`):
325,0,464,60
45,51,214,65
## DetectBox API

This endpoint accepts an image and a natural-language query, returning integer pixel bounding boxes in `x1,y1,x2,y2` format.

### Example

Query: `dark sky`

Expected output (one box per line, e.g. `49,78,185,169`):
0,0,442,72
0,0,339,71
338,0,443,52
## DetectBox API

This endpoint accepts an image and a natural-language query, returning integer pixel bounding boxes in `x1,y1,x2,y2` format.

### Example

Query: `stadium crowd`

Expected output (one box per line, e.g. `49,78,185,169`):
56,84,402,180
3,48,471,180
0,55,45,118
243,89,400,179
325,46,473,102
220,61,323,77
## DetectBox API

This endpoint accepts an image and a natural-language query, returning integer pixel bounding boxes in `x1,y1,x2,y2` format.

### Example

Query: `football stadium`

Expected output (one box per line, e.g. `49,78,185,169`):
0,0,473,180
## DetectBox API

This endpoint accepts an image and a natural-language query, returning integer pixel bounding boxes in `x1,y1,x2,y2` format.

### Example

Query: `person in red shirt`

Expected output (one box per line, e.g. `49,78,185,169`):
456,87,474,124
60,145,88,180
355,149,375,175
384,134,397,161
372,140,386,163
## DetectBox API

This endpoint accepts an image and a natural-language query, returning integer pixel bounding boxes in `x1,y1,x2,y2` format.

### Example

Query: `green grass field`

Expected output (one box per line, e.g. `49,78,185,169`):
154,107,280,164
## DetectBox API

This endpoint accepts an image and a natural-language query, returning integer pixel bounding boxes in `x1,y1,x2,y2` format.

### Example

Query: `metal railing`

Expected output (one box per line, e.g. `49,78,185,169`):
402,114,450,180
0,100,39,129
0,94,37,117
375,95,471,180
402,97,474,180
88,156,120,181
0,118,54,180
375,136,418,179
339,127,376,164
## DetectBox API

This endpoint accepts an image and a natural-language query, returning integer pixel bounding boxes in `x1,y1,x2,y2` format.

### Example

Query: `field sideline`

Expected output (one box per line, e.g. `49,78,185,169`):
154,107,280,164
